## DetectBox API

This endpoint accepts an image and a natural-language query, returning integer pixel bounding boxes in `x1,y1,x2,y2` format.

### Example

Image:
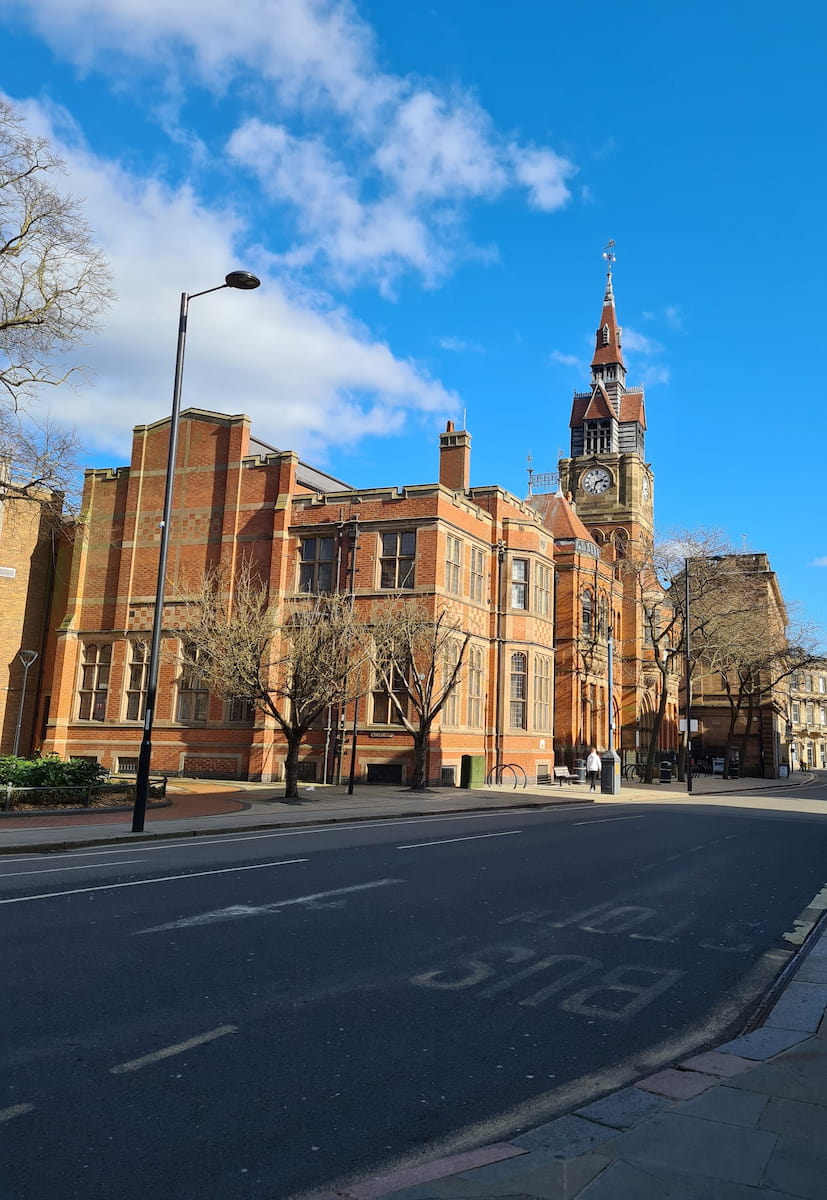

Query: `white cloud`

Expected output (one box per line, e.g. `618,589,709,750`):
639,364,671,387
439,336,483,354
664,304,683,330
10,98,458,464
9,0,576,286
510,144,576,212
622,327,664,356
549,350,582,368
811,557,827,568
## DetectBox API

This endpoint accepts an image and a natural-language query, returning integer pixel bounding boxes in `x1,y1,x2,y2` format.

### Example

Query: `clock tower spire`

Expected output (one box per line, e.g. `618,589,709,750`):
557,244,653,540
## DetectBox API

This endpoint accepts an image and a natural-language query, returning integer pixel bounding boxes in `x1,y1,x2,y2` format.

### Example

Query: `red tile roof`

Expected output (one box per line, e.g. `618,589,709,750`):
527,491,596,544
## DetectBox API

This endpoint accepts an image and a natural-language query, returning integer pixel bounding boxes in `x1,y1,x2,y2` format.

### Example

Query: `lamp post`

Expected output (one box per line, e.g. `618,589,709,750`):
132,271,261,833
13,650,38,757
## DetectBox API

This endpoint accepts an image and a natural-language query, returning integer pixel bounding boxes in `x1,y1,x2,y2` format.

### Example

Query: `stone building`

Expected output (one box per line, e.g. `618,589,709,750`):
788,660,827,772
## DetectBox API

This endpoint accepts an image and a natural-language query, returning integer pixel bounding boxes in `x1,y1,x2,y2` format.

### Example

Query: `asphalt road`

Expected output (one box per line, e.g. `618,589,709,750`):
4,787,827,1199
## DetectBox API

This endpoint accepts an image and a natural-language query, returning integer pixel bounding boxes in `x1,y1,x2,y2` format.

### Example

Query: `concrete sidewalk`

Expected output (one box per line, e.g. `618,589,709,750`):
0,770,818,854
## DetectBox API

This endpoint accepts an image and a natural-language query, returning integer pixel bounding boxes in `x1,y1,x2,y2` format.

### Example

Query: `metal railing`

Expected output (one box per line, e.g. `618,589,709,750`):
2,777,167,812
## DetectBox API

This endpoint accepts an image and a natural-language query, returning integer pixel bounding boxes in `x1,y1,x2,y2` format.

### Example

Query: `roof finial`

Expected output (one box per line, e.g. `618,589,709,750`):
602,239,616,302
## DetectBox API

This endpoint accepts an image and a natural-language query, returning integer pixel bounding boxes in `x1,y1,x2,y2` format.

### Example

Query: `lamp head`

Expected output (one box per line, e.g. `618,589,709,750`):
225,271,261,291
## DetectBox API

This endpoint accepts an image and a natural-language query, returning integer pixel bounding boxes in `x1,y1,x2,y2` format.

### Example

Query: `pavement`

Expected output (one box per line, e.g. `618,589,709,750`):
4,769,826,1199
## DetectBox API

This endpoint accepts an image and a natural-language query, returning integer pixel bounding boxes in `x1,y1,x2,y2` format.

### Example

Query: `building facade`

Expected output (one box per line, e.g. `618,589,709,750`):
788,661,827,772
16,262,703,784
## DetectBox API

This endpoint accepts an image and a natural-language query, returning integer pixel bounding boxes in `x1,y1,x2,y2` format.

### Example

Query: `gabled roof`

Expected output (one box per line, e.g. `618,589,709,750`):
582,383,615,421
619,389,646,429
527,490,597,545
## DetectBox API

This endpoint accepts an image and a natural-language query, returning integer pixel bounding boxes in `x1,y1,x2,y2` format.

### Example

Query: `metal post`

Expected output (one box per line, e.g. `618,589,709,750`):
132,291,189,833
12,650,38,757
684,558,693,794
346,517,360,795
607,628,614,753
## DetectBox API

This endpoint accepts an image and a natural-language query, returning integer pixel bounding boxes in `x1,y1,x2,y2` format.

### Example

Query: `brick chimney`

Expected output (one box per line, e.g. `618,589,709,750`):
438,420,471,491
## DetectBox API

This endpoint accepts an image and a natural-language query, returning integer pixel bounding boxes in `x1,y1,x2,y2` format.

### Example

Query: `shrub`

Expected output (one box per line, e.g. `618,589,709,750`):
0,755,106,787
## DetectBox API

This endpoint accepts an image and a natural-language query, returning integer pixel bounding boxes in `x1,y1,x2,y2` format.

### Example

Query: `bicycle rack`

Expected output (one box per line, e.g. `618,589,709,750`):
486,762,527,789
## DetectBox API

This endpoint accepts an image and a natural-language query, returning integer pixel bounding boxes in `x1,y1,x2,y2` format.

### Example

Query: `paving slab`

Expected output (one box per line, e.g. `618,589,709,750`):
678,1050,753,1077
758,1094,827,1142
634,1068,718,1100
717,1027,810,1060
508,1115,618,1157
678,1083,769,1127
765,982,827,1033
574,1086,671,1130
760,1134,827,1200
447,1152,609,1198
599,1111,777,1186
727,1038,827,1105
579,1158,800,1200
793,957,827,984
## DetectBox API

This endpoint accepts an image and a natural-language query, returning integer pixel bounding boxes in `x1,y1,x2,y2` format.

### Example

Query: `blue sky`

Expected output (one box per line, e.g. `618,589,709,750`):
2,1,825,636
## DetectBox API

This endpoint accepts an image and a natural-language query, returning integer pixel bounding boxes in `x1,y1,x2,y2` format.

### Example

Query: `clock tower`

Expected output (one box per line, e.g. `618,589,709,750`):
557,245,654,551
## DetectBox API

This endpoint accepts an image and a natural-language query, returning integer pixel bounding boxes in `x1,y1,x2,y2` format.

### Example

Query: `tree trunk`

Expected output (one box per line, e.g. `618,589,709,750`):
721,680,741,780
738,694,756,778
643,666,670,784
410,727,429,791
283,733,302,801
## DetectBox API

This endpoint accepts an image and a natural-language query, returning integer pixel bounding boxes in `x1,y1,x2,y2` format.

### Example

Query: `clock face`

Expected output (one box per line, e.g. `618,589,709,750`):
581,467,612,494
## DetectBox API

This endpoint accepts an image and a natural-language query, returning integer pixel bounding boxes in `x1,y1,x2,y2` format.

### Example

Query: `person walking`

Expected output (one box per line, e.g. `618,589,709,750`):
586,747,601,792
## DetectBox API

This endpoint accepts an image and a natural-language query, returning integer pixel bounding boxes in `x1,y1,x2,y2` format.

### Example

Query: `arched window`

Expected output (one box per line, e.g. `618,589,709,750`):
602,323,610,346
581,591,593,638
509,652,527,729
467,645,483,727
597,595,608,638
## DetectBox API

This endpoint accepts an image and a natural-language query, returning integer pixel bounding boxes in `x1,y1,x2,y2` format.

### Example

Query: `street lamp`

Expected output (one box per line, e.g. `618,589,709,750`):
132,271,261,833
12,650,38,757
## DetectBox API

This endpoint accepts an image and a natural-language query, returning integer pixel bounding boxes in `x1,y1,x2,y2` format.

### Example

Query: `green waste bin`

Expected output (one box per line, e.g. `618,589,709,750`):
460,754,486,789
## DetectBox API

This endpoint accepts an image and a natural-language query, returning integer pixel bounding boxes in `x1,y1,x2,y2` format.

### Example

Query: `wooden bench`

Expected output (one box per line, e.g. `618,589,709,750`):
552,766,576,785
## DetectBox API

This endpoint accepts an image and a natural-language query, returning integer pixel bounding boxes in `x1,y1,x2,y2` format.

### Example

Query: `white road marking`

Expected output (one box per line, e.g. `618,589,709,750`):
572,816,647,826
136,878,405,932
0,860,143,879
0,807,599,863
0,858,308,905
0,1103,34,1123
396,831,522,850
110,1025,238,1074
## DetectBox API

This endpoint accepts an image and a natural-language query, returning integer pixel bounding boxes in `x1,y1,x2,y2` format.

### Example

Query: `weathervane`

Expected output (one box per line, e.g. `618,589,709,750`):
527,453,534,495
602,239,616,271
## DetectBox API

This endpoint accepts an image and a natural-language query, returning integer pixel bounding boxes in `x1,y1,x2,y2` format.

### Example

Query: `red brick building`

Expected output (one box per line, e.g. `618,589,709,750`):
26,264,679,784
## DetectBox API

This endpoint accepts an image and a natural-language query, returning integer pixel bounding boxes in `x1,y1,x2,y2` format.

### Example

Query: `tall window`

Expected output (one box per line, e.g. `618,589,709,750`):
299,536,335,593
597,594,608,638
442,642,460,726
177,642,209,722
534,563,552,617
509,652,527,729
372,666,407,724
511,559,528,609
806,703,815,725
125,640,148,721
585,419,611,453
78,643,111,721
581,591,593,638
227,698,255,724
467,644,483,727
445,535,462,594
380,531,416,589
792,702,801,723
533,654,552,731
820,677,826,694
469,546,485,603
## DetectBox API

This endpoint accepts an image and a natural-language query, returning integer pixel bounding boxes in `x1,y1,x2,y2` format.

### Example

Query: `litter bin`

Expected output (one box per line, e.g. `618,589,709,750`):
659,760,672,783
575,758,587,784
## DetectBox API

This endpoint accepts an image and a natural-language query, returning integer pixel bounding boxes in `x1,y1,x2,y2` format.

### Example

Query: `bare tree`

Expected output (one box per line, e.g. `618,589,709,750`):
177,564,371,800
369,598,470,791
1,100,113,408
0,101,112,515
